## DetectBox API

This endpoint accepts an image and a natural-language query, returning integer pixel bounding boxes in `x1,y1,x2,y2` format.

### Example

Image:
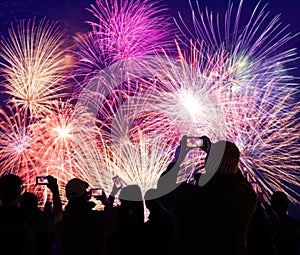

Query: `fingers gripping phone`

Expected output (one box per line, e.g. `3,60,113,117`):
186,137,204,148
112,175,123,189
36,176,49,185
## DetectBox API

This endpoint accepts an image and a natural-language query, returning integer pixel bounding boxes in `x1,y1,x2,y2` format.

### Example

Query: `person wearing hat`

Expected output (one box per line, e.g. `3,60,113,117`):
54,178,118,255
155,136,257,255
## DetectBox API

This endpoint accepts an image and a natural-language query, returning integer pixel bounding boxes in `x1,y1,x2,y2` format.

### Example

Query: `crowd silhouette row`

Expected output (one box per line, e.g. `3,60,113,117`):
0,136,299,255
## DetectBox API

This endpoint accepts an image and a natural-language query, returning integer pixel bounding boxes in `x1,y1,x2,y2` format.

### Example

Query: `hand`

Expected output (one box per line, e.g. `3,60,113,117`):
200,136,211,153
110,183,122,197
94,190,110,206
173,135,192,163
46,175,59,194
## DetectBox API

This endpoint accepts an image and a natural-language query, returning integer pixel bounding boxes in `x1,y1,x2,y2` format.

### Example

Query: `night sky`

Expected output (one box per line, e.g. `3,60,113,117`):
1,0,300,35
1,0,300,76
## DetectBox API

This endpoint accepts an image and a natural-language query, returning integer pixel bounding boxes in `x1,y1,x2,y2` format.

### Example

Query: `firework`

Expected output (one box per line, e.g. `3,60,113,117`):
176,0,299,97
126,42,229,141
173,0,300,203
225,82,300,204
0,103,35,183
74,0,175,84
0,18,71,117
22,100,99,205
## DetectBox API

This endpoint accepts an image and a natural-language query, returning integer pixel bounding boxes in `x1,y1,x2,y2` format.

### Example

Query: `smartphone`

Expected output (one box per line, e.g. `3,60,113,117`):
36,176,49,185
112,175,123,189
186,137,203,148
90,188,103,196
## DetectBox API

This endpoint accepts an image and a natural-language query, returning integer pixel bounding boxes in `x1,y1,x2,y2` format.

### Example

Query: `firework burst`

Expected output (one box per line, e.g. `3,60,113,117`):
176,0,299,97
73,0,175,84
0,18,71,117
0,103,36,186
174,0,300,203
225,81,300,204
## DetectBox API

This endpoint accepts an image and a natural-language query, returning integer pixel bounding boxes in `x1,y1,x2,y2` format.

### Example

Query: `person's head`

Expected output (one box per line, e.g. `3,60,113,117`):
271,191,288,216
119,184,144,224
65,178,89,202
205,140,240,175
119,184,143,203
20,192,38,210
144,188,166,220
0,174,23,205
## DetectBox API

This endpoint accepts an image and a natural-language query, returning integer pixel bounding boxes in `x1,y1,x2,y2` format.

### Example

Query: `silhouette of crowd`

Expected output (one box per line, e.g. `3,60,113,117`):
0,136,299,255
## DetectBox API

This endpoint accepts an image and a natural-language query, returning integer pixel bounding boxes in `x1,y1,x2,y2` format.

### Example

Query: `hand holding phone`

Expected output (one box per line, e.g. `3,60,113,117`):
112,176,123,189
36,176,49,185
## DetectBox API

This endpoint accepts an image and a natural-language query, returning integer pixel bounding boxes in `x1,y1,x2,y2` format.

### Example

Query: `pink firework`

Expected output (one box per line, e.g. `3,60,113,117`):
74,0,175,83
25,100,99,205
0,103,36,187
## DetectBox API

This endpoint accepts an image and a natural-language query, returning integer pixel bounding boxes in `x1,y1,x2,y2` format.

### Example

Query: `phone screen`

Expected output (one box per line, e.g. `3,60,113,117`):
186,137,203,148
36,176,49,185
112,176,123,188
91,188,103,196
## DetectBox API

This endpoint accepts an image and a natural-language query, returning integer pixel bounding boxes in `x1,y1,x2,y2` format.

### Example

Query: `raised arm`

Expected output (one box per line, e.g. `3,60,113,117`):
47,175,63,223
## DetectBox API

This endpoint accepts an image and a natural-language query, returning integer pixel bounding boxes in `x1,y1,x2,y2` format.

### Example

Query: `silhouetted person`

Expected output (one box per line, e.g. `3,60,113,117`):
143,188,174,255
19,175,61,255
44,201,52,213
155,136,257,255
0,174,25,255
107,184,145,255
246,192,275,255
20,192,56,255
269,191,300,255
54,178,117,255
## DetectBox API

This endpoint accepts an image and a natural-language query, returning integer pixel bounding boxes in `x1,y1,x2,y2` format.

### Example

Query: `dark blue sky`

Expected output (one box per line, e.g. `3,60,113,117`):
1,0,299,93
1,0,300,35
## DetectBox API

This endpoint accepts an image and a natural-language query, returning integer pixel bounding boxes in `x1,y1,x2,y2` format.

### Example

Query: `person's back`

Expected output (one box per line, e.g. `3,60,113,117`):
246,199,275,255
54,178,117,255
156,138,257,255
270,191,300,255
55,203,113,255
20,192,55,255
107,184,145,255
143,189,174,255
0,174,26,255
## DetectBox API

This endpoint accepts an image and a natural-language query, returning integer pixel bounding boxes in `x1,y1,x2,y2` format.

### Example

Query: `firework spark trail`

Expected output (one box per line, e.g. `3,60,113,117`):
75,41,232,185
19,100,101,205
225,82,300,204
88,0,174,60
74,0,175,84
130,42,229,140
0,103,35,184
73,68,181,195
174,0,300,203
96,91,177,196
176,0,299,97
0,18,71,117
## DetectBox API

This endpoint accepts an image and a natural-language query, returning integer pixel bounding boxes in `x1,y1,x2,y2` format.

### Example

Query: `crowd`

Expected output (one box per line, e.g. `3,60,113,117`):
0,136,299,255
